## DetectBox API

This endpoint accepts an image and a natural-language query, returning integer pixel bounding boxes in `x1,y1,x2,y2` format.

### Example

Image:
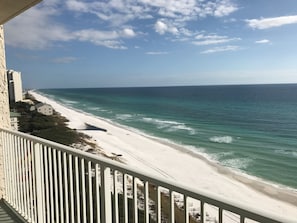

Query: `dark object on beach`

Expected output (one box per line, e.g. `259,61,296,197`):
84,123,107,132
112,153,123,157
86,148,97,154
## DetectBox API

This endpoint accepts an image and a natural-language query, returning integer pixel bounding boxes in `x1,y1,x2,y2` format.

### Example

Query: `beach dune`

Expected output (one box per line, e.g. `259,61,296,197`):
30,91,297,221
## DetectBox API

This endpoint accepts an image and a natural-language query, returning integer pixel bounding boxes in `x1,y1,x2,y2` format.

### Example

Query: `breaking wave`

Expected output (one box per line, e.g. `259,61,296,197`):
274,149,297,158
213,151,234,160
209,136,233,144
60,98,78,105
142,117,196,135
221,158,252,170
116,114,134,120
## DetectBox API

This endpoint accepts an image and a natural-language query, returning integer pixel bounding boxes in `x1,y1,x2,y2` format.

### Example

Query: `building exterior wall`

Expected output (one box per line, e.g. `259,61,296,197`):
7,70,23,102
0,25,10,198
0,26,10,129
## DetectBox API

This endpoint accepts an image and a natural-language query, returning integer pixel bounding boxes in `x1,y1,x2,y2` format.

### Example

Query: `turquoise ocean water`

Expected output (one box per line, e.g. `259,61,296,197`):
37,84,297,189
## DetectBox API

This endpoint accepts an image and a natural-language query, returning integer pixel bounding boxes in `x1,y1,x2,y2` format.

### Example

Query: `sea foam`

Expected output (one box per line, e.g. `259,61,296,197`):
221,158,252,170
142,117,196,135
274,149,297,158
60,98,78,105
116,114,134,120
209,136,233,144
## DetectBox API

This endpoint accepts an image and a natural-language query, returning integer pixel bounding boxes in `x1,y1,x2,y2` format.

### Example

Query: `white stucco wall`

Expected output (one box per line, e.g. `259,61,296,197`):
0,25,10,129
0,25,10,198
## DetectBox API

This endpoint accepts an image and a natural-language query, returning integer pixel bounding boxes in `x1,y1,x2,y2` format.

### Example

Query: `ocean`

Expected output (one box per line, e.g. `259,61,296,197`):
37,84,297,190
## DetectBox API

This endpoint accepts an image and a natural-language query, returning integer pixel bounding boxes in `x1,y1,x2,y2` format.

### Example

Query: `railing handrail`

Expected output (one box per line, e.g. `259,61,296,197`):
1,127,296,223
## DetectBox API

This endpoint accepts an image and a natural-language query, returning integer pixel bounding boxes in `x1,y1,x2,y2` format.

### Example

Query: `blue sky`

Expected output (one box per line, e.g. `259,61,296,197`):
4,0,297,88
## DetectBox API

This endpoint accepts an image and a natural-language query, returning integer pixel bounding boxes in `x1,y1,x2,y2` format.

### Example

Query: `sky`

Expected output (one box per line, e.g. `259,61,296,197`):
4,0,297,89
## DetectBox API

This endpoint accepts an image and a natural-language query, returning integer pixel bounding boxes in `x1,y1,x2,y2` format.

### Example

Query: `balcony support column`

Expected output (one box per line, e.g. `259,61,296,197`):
0,25,11,198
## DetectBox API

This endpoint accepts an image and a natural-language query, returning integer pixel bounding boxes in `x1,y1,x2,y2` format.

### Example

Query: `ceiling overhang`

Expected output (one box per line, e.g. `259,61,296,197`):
0,0,42,24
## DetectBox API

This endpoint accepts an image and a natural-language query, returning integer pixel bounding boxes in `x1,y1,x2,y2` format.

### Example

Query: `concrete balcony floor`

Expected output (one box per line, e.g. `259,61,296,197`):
0,200,23,223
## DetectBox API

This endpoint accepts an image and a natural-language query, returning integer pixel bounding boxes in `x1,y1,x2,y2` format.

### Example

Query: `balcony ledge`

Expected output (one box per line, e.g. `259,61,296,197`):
0,0,41,24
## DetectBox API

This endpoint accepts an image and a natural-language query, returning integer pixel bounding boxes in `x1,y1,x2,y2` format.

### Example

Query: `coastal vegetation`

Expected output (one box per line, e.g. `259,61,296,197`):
10,97,91,147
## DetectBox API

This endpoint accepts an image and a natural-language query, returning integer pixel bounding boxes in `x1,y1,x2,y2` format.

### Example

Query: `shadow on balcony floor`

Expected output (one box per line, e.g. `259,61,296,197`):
0,200,24,223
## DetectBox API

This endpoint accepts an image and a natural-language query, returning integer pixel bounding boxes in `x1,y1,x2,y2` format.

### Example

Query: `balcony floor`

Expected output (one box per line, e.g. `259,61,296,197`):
0,200,24,223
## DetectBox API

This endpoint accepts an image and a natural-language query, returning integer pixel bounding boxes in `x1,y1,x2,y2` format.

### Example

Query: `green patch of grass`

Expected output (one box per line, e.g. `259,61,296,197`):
10,101,90,147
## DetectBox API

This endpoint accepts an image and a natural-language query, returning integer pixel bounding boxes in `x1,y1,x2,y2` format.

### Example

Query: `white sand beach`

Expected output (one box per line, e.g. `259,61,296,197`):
30,91,297,221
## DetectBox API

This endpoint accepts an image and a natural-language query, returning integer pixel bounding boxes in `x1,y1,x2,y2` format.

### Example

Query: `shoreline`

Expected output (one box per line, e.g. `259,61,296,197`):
30,90,297,219
146,135,297,205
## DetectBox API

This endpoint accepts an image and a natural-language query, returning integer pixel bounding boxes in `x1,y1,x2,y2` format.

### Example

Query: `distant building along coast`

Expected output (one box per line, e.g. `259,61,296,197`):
33,102,54,116
7,69,23,102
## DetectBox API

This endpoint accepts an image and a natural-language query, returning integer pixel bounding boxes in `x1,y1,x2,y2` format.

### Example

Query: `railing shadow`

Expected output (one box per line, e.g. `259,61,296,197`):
0,199,24,223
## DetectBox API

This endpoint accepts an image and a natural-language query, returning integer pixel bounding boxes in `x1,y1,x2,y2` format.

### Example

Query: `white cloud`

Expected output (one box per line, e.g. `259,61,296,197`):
213,0,238,17
66,0,151,26
154,20,179,35
201,45,241,54
192,34,240,46
195,0,237,18
121,28,136,38
65,0,238,36
74,28,137,49
255,39,270,44
146,51,169,55
4,2,138,50
150,0,237,19
66,0,89,12
142,0,197,18
155,20,168,35
74,29,118,40
246,15,297,29
5,5,73,49
5,0,238,50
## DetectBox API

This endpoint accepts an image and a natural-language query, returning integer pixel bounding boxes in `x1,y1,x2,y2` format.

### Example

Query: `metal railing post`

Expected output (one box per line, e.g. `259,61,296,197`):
0,128,296,223
34,142,45,223
101,166,112,222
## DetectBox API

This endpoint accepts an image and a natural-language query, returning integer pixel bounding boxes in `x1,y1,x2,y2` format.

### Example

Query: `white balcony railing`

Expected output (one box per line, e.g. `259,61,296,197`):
0,128,295,223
